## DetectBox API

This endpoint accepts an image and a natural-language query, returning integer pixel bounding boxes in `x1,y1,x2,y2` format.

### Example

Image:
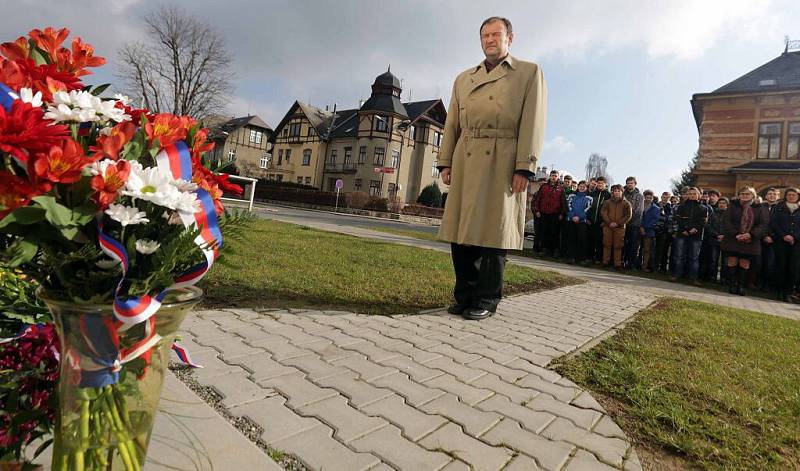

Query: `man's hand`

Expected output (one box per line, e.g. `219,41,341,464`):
609,222,617,228
572,216,579,223
764,236,773,244
639,227,645,236
717,235,724,241
440,168,451,185
535,212,541,218
784,234,795,245
512,173,528,193
689,228,698,235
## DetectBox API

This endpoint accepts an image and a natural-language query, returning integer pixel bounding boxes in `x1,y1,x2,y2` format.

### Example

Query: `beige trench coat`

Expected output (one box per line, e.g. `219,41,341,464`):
437,54,547,250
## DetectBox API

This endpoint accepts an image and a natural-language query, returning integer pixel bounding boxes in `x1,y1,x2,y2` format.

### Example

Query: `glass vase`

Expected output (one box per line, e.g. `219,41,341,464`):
40,287,202,471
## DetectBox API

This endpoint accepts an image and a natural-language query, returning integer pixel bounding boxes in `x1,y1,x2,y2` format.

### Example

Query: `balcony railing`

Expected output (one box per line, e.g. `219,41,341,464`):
324,162,357,173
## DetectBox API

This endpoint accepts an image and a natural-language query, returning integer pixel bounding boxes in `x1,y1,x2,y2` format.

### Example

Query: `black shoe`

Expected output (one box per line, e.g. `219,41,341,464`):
462,308,495,320
447,303,469,315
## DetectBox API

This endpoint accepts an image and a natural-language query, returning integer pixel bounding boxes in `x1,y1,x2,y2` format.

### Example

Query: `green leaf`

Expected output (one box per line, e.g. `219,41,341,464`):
71,202,96,226
90,83,111,96
27,39,49,65
32,196,73,227
0,206,46,228
4,238,38,267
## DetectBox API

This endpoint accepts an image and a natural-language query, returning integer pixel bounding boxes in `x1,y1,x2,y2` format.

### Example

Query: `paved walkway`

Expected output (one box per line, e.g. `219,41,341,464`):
183,282,654,471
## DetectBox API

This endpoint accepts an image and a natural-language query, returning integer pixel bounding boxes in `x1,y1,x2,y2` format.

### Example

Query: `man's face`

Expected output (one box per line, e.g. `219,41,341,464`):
480,21,513,62
718,200,728,210
549,173,559,183
597,181,607,191
588,180,597,191
681,191,688,202
660,193,670,204
670,196,679,204
644,194,653,205
709,194,719,205
688,189,700,201
612,188,623,198
766,190,779,203
625,179,636,191
563,177,573,187
578,182,587,193
701,193,709,203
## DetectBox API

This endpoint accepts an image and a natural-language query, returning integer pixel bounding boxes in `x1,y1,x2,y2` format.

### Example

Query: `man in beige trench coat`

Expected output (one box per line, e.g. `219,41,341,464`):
437,16,547,320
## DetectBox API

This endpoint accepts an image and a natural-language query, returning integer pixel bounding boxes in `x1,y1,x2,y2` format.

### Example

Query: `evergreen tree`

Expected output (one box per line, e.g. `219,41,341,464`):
417,182,443,207
671,152,699,194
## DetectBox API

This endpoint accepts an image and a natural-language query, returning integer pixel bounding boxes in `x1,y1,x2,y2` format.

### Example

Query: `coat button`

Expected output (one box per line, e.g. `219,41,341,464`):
466,152,471,157
488,123,493,128
485,150,490,155
489,95,494,100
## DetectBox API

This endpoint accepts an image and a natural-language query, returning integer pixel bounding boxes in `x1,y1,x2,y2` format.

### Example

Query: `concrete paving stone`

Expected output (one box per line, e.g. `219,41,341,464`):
503,453,542,470
174,332,215,355
230,395,323,443
274,425,381,471
469,373,540,404
299,396,389,443
360,395,448,441
420,394,502,437
379,354,445,382
282,354,353,381
226,354,299,381
427,342,483,363
475,394,557,435
459,344,519,365
333,355,399,381
624,450,644,471
482,419,575,471
347,326,406,346
316,371,396,408
370,372,446,407
563,449,619,471
247,336,317,361
572,391,606,414
303,339,361,362
206,370,276,408
541,418,628,468
341,340,403,363
250,315,292,332
422,356,486,383
526,395,603,430
419,422,514,471
439,460,471,471
467,357,528,383
186,319,232,342
271,324,325,345
385,341,443,363
502,358,563,381
386,329,444,349
257,372,340,408
207,315,255,333
209,336,266,359
423,373,493,406
516,375,581,403
313,329,371,347
191,350,247,382
350,425,452,471
225,308,263,320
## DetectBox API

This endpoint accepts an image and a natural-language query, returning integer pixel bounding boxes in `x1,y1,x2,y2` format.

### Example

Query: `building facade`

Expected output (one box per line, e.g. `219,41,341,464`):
690,44,800,196
208,115,273,175
266,69,447,202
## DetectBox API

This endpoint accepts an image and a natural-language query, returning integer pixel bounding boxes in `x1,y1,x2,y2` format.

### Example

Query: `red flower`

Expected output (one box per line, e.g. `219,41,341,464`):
0,100,69,163
28,27,69,60
0,58,25,93
0,172,45,219
90,159,130,209
190,128,215,160
54,37,105,77
0,36,30,62
91,121,136,160
31,139,96,185
192,157,242,213
145,113,188,148
14,58,83,102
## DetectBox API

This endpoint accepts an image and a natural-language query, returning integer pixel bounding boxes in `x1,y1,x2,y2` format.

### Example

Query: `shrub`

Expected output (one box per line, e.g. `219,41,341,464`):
364,196,389,212
402,204,444,218
346,191,370,210
388,196,405,214
417,182,443,208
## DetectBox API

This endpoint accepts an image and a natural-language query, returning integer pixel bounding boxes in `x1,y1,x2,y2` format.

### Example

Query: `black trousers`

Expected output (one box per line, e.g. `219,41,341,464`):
540,213,560,254
451,243,507,312
567,221,589,261
591,222,604,261
774,240,800,295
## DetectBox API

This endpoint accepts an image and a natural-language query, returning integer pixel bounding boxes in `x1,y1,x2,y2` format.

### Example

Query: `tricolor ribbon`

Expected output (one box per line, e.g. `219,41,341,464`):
0,82,19,112
171,341,203,368
0,324,33,345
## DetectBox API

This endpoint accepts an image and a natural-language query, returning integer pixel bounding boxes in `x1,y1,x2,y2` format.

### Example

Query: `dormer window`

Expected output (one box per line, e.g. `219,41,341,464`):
758,79,777,86
375,116,389,132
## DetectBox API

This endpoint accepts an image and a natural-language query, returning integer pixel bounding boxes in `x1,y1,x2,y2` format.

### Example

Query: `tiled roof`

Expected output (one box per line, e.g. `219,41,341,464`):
713,51,800,94
729,161,800,172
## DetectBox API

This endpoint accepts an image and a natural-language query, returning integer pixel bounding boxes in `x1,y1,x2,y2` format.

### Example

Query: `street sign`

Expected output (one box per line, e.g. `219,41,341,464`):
373,167,382,173
335,179,343,189
382,167,395,174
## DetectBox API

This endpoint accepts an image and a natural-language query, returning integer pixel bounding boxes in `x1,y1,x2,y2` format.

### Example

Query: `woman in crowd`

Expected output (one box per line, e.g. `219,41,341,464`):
721,187,768,296
770,187,800,302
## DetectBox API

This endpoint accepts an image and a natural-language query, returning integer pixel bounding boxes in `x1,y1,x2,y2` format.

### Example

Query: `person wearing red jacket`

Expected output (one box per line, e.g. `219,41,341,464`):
533,169,564,256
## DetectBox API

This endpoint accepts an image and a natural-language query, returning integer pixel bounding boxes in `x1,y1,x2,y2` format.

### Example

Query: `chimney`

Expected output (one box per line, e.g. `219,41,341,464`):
325,105,329,111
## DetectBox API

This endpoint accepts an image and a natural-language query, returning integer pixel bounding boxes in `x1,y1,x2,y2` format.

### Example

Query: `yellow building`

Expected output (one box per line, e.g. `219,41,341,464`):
207,115,273,175
267,69,447,202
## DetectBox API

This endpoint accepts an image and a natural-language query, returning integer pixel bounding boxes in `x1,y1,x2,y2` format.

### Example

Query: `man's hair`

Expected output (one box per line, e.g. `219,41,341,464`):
718,196,730,205
708,189,720,197
610,184,623,192
596,176,606,182
643,189,654,197
578,180,587,186
563,175,573,180
766,187,778,193
549,170,559,175
680,186,689,194
625,176,636,183
661,191,671,196
480,16,513,35
589,177,597,182
688,186,700,194
785,187,800,198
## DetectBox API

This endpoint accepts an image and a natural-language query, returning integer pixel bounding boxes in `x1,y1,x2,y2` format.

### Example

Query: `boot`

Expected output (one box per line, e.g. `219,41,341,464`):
727,267,737,294
736,267,749,296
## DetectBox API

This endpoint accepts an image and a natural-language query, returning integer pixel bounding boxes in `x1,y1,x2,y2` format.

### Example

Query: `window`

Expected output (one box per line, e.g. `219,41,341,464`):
289,123,301,137
227,148,236,162
276,174,283,182
285,149,291,162
308,126,316,137
305,177,311,185
343,147,353,166
409,125,416,140
277,149,283,165
432,160,440,178
354,178,362,190
259,154,270,169
390,149,400,168
369,180,381,196
375,116,388,132
302,149,312,166
433,131,442,147
757,123,782,159
328,149,337,164
373,147,385,166
358,146,367,164
297,177,303,184
789,123,800,160
388,183,396,195
282,129,288,137
249,129,262,144
268,174,275,181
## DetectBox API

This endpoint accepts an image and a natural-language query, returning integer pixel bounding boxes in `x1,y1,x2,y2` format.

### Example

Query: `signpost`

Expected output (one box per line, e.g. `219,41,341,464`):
334,179,343,212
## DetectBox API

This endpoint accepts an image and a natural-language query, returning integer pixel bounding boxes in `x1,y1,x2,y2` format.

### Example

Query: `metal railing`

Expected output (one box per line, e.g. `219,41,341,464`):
220,175,258,211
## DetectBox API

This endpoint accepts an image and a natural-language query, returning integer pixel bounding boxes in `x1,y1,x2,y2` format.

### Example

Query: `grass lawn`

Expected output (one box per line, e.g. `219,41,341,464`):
202,219,578,315
369,226,443,242
552,297,800,470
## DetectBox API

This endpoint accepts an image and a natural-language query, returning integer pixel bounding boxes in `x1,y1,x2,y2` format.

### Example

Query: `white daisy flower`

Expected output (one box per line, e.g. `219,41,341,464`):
105,204,149,226
135,239,160,255
172,179,198,192
95,99,130,123
122,165,175,206
19,88,43,107
113,94,131,106
95,258,121,270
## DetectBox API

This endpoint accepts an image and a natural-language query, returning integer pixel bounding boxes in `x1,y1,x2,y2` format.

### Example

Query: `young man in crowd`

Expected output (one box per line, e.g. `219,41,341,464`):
623,176,644,269
566,180,593,264
671,187,709,285
558,174,575,258
588,178,597,192
699,188,721,281
588,176,611,264
601,184,633,271
716,197,730,283
640,190,661,272
533,170,564,257
759,188,780,292
654,191,675,273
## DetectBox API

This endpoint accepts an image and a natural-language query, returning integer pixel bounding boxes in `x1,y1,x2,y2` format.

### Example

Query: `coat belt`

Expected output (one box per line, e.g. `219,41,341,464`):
462,128,517,139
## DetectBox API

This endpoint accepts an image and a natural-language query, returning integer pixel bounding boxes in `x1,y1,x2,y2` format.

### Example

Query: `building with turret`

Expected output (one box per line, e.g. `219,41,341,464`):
260,68,447,203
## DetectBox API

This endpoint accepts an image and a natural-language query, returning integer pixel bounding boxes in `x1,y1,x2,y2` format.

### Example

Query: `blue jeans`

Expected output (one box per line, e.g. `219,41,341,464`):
672,235,703,280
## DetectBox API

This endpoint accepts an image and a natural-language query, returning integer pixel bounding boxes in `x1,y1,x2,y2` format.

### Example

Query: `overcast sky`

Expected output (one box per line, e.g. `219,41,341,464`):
6,0,798,192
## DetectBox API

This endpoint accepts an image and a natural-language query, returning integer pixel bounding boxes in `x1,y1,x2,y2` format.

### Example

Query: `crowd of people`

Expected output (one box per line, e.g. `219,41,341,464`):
530,170,800,302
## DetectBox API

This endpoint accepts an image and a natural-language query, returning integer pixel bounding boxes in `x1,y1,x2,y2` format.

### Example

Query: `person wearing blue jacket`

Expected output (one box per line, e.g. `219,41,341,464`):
639,190,661,271
566,180,593,264
770,187,800,302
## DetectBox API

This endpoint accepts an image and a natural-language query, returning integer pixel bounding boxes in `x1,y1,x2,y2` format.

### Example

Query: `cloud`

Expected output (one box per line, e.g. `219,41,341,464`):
544,136,576,153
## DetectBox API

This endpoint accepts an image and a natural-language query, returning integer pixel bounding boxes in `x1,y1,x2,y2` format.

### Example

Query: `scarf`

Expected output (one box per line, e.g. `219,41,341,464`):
787,202,799,213
740,201,754,234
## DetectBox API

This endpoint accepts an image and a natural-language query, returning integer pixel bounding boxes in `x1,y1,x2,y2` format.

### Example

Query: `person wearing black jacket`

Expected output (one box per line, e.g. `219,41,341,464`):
587,177,611,263
670,187,709,284
699,190,721,281
654,192,674,273
770,187,800,302
758,188,780,292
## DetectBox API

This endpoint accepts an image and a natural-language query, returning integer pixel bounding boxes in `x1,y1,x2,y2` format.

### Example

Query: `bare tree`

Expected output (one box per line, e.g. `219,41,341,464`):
116,6,233,118
585,153,609,180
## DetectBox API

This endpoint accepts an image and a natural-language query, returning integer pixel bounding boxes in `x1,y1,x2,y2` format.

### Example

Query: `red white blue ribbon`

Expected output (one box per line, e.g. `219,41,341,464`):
171,341,203,368
0,324,34,345
156,141,193,182
0,82,18,112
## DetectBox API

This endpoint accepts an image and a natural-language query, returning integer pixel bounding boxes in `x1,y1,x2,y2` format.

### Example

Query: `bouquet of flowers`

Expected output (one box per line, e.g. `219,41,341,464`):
0,27,247,470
